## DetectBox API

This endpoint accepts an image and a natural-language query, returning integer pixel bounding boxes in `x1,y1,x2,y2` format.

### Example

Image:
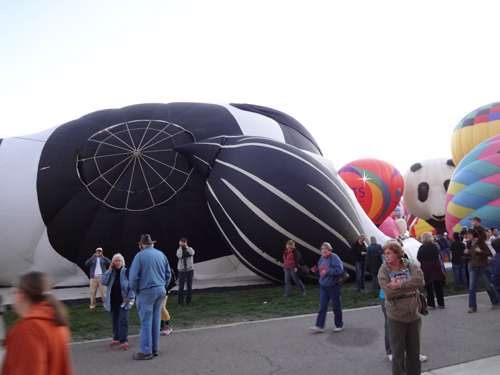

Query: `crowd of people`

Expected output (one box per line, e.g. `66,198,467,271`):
2,216,500,374
0,233,195,373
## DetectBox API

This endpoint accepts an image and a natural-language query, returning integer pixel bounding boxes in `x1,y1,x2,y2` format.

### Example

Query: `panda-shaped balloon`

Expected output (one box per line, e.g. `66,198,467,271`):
403,158,455,233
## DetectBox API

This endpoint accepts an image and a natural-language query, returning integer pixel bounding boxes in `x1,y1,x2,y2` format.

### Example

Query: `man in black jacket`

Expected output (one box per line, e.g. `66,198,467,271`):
352,234,367,292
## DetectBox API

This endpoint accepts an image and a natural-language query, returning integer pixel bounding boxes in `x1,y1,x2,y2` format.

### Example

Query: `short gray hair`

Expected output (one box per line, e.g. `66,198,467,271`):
111,253,126,267
321,242,332,251
421,232,433,244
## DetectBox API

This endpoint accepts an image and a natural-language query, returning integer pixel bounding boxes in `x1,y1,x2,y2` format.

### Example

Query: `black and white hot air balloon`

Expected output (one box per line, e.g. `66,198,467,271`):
1,102,405,286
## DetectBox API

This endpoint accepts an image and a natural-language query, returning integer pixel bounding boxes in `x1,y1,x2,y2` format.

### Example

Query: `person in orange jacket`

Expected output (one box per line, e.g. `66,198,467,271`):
1,271,73,375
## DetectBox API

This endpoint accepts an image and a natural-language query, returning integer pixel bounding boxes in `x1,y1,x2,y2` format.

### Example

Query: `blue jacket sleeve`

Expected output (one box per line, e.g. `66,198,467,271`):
103,257,111,267
165,258,172,287
85,258,94,267
129,254,141,294
100,270,112,286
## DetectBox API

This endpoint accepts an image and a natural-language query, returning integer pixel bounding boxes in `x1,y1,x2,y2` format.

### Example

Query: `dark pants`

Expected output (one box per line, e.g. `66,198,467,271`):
178,269,194,305
387,317,421,375
110,303,130,343
425,280,444,308
355,262,366,291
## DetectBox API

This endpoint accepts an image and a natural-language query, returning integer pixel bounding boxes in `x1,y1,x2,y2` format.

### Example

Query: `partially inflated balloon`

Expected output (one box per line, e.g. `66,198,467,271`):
409,217,436,237
391,200,408,221
446,134,500,233
403,158,455,233
0,102,325,286
338,159,404,225
176,136,365,281
451,101,500,166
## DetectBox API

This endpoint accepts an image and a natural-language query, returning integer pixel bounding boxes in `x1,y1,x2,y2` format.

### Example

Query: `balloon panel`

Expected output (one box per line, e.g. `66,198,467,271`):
446,134,500,233
451,101,500,166
176,136,364,281
338,158,403,225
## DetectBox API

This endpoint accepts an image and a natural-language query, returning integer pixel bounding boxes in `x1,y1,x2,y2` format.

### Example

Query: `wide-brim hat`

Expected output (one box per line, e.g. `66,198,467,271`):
137,234,156,244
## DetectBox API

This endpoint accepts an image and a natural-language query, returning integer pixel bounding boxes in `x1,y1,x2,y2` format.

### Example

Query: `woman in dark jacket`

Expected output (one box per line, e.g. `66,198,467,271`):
283,240,306,296
417,232,446,309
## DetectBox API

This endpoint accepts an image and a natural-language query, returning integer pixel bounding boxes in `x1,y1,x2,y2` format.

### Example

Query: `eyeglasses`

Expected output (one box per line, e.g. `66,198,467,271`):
383,251,394,257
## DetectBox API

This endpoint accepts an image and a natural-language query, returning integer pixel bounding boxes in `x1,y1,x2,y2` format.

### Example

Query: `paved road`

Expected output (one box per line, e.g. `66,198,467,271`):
71,292,500,375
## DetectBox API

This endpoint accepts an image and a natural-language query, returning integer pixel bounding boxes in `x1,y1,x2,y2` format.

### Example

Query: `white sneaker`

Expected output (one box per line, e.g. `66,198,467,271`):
309,326,325,333
333,326,344,332
164,327,173,335
388,354,393,361
419,354,427,362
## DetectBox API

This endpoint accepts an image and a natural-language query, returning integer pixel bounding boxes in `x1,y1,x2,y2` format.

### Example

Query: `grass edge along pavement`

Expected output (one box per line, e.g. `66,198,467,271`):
3,271,477,342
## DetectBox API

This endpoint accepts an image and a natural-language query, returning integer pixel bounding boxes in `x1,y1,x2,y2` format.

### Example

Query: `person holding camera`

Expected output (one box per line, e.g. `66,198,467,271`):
85,247,111,309
100,253,135,351
177,238,195,307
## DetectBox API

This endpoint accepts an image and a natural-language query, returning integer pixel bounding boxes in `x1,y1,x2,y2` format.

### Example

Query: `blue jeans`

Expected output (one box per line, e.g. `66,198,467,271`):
178,269,194,305
136,286,166,354
469,266,499,310
110,303,130,343
355,262,366,291
315,283,343,329
284,267,306,295
452,264,467,289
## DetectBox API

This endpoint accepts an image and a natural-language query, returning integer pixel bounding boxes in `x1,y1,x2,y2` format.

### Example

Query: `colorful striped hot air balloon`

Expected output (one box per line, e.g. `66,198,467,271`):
451,101,500,166
446,134,500,233
338,158,404,226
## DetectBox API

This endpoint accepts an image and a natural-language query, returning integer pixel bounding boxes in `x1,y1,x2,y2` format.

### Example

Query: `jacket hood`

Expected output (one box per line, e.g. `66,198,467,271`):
23,301,56,322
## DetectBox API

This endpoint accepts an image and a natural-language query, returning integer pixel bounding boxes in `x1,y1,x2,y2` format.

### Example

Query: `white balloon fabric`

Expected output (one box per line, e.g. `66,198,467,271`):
403,158,455,233
395,218,408,236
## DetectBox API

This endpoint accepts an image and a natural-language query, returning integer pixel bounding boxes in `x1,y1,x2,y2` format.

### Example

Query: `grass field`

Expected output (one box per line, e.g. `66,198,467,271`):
3,271,477,342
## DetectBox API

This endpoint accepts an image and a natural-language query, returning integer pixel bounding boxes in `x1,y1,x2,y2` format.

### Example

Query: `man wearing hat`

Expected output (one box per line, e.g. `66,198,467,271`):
129,234,171,360
85,247,111,309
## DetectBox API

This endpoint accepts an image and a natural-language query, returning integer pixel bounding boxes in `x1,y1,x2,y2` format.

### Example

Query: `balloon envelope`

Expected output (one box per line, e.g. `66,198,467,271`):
451,101,500,166
338,158,404,226
409,217,436,237
446,134,500,233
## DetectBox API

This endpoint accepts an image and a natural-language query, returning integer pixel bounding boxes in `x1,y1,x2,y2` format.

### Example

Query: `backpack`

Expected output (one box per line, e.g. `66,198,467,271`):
166,268,178,292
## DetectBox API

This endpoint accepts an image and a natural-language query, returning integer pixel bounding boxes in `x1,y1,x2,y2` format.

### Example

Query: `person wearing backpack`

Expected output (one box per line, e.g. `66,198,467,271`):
99,253,135,351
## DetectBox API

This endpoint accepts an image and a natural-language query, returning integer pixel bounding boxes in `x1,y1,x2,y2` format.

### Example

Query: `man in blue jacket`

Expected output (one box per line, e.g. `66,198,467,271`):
129,234,171,360
85,247,111,309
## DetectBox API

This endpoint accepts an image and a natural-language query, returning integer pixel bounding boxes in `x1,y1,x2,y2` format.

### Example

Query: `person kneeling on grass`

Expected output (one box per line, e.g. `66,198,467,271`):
309,242,344,333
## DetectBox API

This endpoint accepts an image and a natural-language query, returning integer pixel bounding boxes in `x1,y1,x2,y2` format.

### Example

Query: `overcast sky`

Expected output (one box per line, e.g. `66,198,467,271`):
1,0,499,174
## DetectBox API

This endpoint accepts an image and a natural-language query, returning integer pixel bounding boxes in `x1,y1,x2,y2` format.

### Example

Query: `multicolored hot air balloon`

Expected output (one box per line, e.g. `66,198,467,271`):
409,217,436,237
446,134,500,234
338,158,404,226
391,200,408,221
451,101,500,166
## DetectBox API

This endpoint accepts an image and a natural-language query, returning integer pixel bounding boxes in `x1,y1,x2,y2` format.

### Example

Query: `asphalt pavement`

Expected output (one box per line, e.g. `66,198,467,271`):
71,292,500,375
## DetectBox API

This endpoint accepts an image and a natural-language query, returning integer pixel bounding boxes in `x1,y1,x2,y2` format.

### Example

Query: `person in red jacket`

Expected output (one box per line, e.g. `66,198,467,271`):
1,271,73,375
